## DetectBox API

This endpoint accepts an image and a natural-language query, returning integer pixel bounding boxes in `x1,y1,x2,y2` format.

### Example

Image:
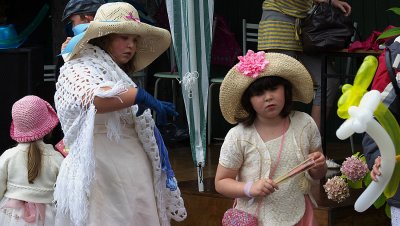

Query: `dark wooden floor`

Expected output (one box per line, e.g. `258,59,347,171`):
167,141,391,226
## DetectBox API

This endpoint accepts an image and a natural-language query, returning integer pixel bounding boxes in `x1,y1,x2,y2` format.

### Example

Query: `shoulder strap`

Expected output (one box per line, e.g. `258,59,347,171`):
385,49,400,96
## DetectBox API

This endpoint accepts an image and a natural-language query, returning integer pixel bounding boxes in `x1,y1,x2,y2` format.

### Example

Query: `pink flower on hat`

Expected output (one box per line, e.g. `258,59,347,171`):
236,50,269,78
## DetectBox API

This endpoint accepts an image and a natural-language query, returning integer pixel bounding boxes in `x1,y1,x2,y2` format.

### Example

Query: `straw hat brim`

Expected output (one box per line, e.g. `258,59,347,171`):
219,52,314,124
66,20,171,72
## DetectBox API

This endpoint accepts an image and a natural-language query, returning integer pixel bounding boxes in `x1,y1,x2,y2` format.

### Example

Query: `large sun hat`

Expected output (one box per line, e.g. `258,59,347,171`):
63,2,171,72
219,51,314,124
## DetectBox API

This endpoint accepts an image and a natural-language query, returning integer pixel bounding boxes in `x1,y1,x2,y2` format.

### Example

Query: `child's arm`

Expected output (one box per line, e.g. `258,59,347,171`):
215,164,278,198
307,148,327,179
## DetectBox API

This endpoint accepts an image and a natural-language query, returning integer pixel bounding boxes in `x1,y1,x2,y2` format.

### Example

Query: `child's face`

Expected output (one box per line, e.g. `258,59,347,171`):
250,84,285,119
108,34,138,65
70,14,93,27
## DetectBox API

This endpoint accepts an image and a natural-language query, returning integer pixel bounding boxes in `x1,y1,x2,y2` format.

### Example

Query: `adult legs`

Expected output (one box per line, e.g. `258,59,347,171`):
267,50,339,130
299,54,339,130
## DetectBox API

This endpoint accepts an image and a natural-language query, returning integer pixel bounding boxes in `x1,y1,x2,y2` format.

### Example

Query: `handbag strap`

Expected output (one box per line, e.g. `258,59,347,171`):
233,118,288,215
269,118,287,179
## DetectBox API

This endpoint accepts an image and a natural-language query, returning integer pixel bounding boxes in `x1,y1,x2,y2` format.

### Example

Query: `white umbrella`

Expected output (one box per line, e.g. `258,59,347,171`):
166,0,214,191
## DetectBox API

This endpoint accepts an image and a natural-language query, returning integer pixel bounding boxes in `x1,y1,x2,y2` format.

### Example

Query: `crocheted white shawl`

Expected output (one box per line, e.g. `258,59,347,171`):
54,44,186,226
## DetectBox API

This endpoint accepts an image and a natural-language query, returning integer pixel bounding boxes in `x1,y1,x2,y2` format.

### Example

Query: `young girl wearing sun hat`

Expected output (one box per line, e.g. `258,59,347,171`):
215,50,327,225
0,95,64,226
54,2,186,226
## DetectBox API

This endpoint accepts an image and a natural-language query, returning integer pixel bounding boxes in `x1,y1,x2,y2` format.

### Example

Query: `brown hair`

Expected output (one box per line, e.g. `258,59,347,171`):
27,141,42,183
89,34,136,73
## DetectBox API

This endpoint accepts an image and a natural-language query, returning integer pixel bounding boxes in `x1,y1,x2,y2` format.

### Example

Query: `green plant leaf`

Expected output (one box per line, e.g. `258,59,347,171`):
363,173,372,186
388,7,400,16
385,203,391,219
373,193,387,209
377,27,400,40
348,179,363,189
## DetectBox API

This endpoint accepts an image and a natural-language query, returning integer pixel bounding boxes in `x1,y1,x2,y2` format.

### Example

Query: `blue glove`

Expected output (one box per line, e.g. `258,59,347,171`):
134,88,178,125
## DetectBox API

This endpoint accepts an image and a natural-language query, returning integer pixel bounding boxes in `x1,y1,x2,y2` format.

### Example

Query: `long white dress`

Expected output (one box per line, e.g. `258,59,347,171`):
55,114,161,226
0,198,56,226
54,45,186,226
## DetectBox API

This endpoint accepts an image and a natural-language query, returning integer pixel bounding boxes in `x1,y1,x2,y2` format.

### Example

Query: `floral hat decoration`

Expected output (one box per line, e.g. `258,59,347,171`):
62,2,171,72
219,50,314,124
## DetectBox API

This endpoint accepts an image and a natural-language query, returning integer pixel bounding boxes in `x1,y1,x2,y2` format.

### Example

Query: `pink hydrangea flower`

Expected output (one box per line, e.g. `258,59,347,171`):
236,50,269,78
340,156,369,182
323,176,350,203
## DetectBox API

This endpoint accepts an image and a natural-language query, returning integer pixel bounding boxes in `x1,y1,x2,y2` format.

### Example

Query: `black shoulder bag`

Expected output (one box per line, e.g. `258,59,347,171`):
300,0,354,54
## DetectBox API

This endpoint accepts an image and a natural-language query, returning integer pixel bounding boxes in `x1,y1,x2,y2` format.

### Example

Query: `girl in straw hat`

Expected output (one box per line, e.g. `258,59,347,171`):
215,50,327,226
0,95,64,226
54,2,186,226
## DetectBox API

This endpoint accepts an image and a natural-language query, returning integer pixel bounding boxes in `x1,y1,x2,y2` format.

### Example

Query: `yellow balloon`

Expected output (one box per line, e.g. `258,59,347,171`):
337,56,378,119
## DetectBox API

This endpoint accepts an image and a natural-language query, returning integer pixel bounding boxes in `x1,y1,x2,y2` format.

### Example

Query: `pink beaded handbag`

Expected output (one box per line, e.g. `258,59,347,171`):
222,202,259,226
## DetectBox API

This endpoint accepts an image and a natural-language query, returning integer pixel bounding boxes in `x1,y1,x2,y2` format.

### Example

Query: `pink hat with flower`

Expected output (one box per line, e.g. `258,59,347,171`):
219,50,314,124
10,95,59,143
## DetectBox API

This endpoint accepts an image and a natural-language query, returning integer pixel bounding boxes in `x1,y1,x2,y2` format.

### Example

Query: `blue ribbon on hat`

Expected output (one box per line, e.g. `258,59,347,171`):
60,23,89,55
154,126,177,191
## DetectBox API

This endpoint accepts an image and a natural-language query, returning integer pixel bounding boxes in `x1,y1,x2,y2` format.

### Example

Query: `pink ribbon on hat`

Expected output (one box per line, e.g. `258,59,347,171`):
125,12,140,22
3,199,46,223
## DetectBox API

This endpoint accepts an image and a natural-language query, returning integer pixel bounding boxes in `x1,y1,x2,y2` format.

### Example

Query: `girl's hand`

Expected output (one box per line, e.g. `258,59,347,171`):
61,37,72,52
308,151,327,179
332,0,352,16
371,156,381,181
309,151,326,169
250,178,278,197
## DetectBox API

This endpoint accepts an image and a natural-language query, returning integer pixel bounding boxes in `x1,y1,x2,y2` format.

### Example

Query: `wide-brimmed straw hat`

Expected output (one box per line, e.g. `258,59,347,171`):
10,96,59,143
64,2,171,72
219,51,314,124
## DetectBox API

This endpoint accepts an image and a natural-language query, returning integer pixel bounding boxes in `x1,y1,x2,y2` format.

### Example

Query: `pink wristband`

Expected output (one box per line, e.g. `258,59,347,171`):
244,181,253,198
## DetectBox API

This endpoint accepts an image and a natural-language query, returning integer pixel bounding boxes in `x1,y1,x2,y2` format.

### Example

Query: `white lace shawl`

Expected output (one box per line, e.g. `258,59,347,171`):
54,45,186,226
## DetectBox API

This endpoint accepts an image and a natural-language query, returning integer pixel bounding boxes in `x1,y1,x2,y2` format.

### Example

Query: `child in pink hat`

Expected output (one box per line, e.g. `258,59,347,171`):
0,95,64,226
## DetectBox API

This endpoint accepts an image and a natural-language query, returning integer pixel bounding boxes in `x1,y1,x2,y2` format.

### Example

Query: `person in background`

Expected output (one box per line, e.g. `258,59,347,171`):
257,0,351,130
363,48,400,225
0,95,64,226
52,0,105,148
215,51,327,225
55,0,105,82
54,2,186,225
61,0,105,51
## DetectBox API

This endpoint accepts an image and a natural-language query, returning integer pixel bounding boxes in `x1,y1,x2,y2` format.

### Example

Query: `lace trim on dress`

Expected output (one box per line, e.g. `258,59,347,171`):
134,107,187,225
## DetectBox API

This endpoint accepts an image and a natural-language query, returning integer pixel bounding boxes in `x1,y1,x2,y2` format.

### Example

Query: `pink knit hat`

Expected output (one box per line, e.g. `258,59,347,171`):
10,95,59,143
